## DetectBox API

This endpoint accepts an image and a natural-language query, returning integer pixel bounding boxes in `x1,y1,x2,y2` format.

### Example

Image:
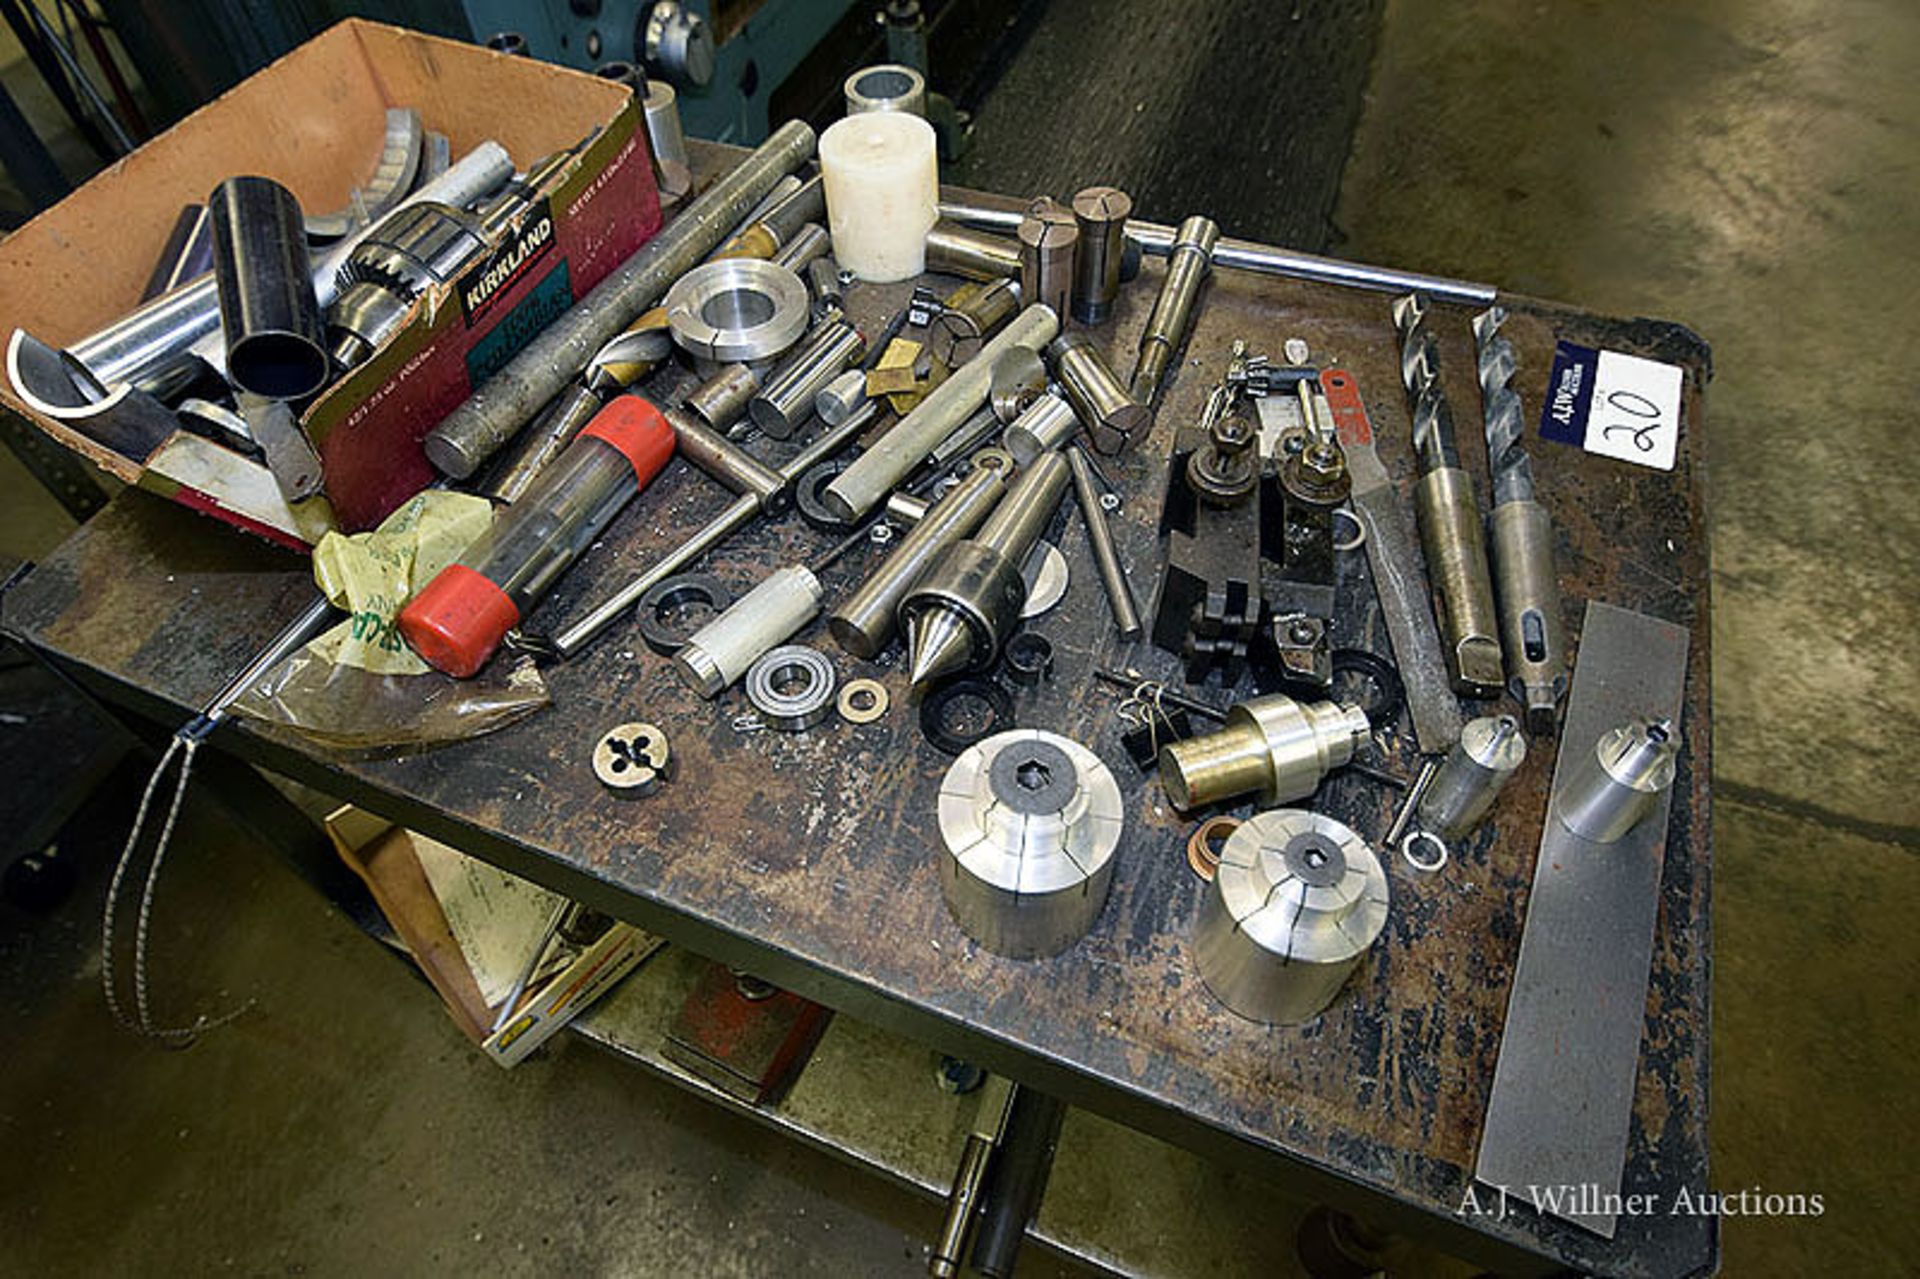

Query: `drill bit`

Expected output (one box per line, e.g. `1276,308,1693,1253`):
1472,306,1568,731
1390,292,1504,699
483,315,673,503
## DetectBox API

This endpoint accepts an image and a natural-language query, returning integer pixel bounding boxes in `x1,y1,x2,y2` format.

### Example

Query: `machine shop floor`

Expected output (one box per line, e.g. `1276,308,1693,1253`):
2,2,1917,1276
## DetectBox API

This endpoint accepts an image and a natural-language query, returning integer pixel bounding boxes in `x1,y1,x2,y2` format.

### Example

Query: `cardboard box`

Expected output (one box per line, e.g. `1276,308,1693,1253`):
0,19,660,547
325,805,664,1067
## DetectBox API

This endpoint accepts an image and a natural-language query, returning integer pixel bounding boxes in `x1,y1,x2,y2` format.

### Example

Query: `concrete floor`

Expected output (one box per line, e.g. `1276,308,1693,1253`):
4,0,1918,1275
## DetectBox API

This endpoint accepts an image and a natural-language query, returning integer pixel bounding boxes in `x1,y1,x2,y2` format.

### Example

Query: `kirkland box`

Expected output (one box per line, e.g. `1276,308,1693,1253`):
0,18,660,547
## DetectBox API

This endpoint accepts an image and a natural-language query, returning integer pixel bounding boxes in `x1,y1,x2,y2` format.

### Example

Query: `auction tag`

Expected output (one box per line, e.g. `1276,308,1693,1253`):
1538,341,1684,471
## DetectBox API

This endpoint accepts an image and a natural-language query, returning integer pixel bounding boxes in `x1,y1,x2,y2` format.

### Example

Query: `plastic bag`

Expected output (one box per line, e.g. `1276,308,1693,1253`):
231,491,549,752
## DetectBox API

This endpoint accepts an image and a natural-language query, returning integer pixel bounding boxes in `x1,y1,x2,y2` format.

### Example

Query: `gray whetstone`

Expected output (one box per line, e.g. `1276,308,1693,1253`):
1474,600,1691,1236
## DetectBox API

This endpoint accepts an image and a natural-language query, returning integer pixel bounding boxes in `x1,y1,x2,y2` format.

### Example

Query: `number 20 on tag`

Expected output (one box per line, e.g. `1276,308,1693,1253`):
1538,341,1684,472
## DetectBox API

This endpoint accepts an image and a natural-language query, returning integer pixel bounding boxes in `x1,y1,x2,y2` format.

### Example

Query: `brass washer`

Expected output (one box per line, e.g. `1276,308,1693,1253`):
836,677,890,725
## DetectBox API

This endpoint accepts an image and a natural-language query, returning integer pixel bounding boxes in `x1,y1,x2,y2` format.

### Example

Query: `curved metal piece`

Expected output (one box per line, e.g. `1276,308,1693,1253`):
4,329,177,460
305,107,425,242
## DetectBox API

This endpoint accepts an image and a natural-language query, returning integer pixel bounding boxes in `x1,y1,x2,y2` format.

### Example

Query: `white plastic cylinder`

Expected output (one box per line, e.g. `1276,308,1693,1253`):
820,113,938,283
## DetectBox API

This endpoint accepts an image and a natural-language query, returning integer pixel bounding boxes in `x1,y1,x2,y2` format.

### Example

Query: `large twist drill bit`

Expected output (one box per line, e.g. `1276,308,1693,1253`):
1472,306,1568,731
1390,292,1504,699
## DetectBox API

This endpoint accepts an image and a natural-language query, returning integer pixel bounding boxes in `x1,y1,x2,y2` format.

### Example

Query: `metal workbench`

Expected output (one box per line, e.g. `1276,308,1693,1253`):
0,154,1715,1277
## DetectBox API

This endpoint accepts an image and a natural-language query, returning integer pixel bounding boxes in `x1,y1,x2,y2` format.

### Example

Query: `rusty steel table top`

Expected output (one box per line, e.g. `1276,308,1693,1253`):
2,160,1714,1278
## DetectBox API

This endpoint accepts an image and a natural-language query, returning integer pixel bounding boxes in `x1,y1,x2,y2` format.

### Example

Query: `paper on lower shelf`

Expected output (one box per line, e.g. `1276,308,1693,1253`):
410,833,564,1007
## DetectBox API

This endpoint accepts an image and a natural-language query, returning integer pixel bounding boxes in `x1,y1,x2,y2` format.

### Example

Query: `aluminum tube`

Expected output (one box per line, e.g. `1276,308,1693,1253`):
67,144,512,398
1003,392,1078,465
845,63,927,117
207,176,329,400
823,303,1058,521
425,121,817,478
827,464,1006,659
815,368,868,425
643,80,691,170
936,192,1497,307
1066,445,1141,639
749,316,863,438
673,564,824,697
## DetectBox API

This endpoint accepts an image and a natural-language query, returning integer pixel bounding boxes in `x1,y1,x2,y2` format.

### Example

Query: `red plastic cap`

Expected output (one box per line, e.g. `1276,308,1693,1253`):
582,395,676,486
398,563,522,678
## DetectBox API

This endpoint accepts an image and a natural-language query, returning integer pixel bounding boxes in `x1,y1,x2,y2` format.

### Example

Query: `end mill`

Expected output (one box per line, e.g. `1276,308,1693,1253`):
1390,291,1504,699
903,451,1071,686
1473,305,1569,732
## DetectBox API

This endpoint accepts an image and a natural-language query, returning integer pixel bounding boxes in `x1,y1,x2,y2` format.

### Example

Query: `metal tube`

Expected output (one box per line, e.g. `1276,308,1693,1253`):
207,176,328,401
815,368,868,425
643,80,690,170
1556,718,1679,844
749,316,865,438
425,121,817,479
828,464,1006,659
770,221,830,274
673,564,825,697
1415,466,1505,699
925,222,1021,280
726,174,802,244
927,404,1006,467
1130,215,1217,405
937,191,1497,306
824,303,1058,521
60,143,513,398
684,362,761,431
1066,445,1142,639
666,406,783,503
845,63,927,117
901,452,1071,684
1418,713,1526,839
1489,500,1569,730
756,173,827,246
1158,694,1371,811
